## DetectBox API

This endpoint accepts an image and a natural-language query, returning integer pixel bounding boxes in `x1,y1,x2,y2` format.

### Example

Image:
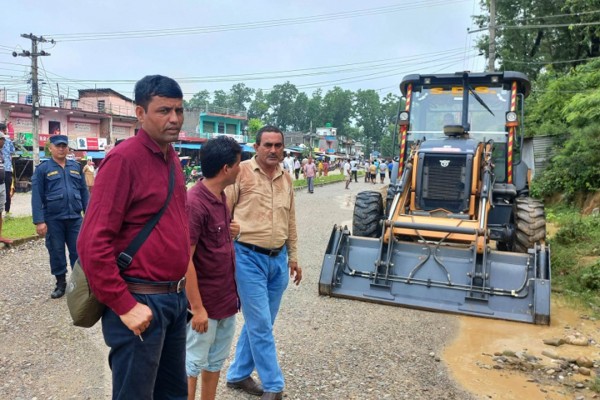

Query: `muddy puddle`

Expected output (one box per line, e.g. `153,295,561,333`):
444,299,600,399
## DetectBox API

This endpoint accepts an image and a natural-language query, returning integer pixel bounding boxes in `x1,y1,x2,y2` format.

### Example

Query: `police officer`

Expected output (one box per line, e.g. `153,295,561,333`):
32,135,89,298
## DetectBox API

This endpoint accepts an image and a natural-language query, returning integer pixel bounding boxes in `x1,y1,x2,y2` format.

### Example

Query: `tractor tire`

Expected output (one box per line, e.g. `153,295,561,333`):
512,197,546,253
353,191,384,238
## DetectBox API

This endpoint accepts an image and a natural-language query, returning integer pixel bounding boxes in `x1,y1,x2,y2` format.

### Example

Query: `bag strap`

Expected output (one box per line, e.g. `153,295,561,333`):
116,161,175,270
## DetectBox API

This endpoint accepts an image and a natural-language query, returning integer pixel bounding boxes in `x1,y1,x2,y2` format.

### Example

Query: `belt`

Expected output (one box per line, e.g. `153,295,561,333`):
126,277,186,295
237,241,284,257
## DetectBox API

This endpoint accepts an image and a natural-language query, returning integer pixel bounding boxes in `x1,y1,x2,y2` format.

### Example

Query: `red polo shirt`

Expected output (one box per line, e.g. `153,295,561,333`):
188,180,238,319
77,129,190,315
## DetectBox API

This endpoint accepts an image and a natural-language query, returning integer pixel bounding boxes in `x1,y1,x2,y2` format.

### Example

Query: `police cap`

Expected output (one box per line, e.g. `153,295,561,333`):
49,135,69,146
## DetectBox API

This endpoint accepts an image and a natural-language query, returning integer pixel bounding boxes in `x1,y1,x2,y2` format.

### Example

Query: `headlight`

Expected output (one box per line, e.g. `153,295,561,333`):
399,111,409,121
506,111,518,122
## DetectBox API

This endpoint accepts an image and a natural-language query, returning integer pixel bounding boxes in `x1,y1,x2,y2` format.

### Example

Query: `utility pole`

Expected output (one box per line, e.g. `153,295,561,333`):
488,0,496,72
13,34,54,169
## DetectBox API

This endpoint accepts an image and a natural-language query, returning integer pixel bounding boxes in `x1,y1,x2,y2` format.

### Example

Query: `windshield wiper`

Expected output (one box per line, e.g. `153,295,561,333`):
468,85,495,116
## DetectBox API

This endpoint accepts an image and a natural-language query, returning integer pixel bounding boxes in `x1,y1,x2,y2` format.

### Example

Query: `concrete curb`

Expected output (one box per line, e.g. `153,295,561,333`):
0,235,41,249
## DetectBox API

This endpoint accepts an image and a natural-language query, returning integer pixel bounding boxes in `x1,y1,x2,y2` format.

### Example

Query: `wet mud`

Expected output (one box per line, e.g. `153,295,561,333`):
445,298,600,399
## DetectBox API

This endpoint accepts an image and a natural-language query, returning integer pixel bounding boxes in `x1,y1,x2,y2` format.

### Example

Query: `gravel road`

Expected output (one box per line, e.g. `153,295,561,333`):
0,182,475,400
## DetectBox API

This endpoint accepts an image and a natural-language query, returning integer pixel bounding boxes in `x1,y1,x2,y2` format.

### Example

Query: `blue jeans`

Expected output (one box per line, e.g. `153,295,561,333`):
226,243,289,392
45,218,81,276
307,177,314,192
102,289,188,400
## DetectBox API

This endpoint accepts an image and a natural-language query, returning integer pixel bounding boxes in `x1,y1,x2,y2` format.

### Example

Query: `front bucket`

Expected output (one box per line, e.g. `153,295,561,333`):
319,227,551,325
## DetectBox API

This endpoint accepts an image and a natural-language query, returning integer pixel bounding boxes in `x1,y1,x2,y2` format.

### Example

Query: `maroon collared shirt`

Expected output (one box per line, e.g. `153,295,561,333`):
188,180,238,319
77,129,190,315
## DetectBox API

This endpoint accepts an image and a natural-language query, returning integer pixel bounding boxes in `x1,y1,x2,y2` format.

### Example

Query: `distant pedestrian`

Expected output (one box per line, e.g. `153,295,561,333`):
323,158,329,176
0,123,15,217
0,132,13,244
379,160,387,184
387,159,393,180
364,161,371,183
293,157,301,180
32,135,89,298
303,157,317,193
343,158,351,189
369,162,377,184
350,158,358,182
82,158,95,194
185,136,242,400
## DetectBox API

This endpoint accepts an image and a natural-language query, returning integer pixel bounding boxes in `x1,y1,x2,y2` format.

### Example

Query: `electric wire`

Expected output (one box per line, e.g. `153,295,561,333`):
43,0,469,41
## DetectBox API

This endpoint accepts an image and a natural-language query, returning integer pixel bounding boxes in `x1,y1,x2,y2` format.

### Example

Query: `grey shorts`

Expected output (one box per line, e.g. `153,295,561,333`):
0,184,5,212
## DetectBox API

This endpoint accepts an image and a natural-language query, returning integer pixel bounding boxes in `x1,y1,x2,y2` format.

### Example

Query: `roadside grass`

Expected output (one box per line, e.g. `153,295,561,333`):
293,171,365,188
547,204,600,314
2,215,36,239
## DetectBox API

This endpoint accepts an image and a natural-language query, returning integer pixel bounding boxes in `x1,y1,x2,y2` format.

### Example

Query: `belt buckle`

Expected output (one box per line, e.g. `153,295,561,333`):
176,277,186,293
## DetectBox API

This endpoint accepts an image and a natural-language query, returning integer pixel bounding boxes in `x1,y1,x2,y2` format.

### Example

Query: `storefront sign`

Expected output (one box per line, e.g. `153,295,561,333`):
87,137,99,150
74,122,92,132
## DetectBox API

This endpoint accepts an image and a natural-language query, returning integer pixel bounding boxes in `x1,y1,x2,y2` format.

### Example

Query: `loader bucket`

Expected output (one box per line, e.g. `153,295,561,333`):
319,226,551,325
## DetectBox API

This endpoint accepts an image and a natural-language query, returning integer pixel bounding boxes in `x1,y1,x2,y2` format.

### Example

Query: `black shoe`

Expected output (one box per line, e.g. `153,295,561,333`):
227,377,264,396
261,392,283,400
50,282,67,299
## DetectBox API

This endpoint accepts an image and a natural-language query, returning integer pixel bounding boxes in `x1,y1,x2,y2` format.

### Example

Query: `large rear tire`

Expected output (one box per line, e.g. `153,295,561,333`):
353,191,384,237
512,197,546,253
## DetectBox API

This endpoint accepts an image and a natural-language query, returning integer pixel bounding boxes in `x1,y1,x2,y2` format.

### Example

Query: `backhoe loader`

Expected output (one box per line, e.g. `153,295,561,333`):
319,71,550,324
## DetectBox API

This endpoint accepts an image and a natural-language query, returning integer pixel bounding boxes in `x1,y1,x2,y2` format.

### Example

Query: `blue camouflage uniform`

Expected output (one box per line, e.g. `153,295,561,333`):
32,157,89,277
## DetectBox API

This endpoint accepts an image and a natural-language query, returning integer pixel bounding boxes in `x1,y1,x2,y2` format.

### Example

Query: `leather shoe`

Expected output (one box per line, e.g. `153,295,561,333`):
226,376,263,396
261,392,283,400
51,282,67,299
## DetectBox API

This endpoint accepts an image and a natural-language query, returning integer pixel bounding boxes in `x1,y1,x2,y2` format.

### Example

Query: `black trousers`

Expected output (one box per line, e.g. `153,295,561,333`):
4,171,12,212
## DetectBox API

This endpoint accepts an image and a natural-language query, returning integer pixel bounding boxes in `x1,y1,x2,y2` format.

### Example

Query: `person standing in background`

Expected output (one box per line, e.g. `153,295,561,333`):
31,135,89,298
303,157,317,194
82,157,95,194
0,132,13,244
293,157,301,180
0,123,15,218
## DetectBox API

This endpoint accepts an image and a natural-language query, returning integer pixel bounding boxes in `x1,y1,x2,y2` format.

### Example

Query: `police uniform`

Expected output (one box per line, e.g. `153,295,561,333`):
31,135,89,298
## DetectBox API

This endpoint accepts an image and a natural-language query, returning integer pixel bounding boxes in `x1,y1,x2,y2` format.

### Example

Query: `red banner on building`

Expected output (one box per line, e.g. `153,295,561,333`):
39,134,49,146
87,137,99,150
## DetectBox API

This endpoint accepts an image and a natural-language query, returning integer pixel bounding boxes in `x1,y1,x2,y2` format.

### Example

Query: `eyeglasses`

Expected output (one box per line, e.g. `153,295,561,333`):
262,142,283,149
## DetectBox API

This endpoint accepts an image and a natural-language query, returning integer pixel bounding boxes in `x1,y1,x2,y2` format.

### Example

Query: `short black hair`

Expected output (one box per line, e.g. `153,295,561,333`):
0,123,6,132
255,125,284,145
134,75,183,111
200,136,242,178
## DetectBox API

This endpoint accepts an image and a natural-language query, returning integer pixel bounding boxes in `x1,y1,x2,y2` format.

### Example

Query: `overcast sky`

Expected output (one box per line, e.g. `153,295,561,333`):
1,0,485,102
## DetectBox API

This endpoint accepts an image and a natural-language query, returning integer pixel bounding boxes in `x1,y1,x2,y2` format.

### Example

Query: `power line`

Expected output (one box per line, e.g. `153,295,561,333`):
43,0,469,41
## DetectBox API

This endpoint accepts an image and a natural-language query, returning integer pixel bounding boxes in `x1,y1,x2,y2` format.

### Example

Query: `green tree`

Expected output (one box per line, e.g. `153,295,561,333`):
307,89,324,131
212,90,229,108
474,0,600,79
354,89,386,147
229,83,254,111
322,87,354,137
246,118,263,142
267,82,299,130
248,89,270,122
292,92,309,131
530,59,600,199
184,90,210,109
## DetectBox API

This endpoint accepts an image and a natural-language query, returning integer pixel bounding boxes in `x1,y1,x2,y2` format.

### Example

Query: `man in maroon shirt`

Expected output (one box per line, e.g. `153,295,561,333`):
185,135,245,400
77,75,190,400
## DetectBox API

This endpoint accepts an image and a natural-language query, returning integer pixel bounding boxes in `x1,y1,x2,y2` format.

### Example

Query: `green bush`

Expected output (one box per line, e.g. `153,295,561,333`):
580,262,600,291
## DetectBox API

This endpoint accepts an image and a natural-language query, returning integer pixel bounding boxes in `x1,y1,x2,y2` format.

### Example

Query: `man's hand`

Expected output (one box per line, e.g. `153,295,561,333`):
230,220,240,240
190,306,209,333
35,223,47,237
119,302,153,337
289,261,302,285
